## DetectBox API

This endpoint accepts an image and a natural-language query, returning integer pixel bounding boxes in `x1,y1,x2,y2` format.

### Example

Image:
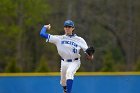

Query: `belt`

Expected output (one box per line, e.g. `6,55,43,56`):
61,58,79,62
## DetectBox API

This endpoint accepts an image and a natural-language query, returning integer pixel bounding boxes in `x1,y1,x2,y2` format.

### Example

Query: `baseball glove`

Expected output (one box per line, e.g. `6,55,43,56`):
85,47,95,60
86,47,95,56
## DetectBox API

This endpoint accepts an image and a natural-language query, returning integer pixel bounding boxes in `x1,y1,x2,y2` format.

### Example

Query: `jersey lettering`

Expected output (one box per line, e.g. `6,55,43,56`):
61,40,78,47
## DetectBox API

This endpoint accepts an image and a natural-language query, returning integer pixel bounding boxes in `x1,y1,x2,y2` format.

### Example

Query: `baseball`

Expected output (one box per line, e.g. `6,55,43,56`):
47,24,51,30
44,24,51,30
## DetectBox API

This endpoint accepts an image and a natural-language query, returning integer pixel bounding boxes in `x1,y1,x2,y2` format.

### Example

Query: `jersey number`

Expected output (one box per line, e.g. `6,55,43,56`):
73,48,77,53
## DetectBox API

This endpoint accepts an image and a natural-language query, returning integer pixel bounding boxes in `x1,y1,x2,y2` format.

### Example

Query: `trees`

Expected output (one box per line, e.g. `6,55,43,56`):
0,0,139,72
0,0,51,72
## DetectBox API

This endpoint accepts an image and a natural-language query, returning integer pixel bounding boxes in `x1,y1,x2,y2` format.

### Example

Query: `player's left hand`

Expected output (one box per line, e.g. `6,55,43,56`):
86,53,94,61
85,46,95,61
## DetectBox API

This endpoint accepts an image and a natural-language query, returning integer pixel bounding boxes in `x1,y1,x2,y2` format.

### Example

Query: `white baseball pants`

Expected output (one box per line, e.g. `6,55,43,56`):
60,60,81,86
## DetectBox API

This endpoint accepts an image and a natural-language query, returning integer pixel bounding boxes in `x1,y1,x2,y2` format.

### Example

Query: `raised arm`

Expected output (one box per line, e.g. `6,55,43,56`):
40,24,51,39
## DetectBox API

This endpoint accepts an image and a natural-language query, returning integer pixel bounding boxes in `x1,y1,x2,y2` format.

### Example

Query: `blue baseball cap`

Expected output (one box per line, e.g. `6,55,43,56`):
64,20,74,27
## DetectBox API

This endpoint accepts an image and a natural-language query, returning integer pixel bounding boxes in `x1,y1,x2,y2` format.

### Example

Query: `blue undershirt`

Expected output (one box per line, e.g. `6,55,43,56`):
40,27,49,39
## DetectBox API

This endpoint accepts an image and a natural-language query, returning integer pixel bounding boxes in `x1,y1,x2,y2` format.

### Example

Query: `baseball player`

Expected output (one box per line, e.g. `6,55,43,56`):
40,20,95,93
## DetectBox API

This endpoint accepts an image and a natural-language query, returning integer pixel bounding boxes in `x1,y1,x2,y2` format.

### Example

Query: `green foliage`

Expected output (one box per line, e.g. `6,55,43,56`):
99,46,125,72
0,0,139,72
4,60,22,73
0,0,51,72
22,0,51,26
134,58,140,71
101,51,116,72
35,56,50,72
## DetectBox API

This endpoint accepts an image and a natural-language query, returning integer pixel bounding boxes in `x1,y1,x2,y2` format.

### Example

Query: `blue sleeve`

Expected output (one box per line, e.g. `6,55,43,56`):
40,26,49,39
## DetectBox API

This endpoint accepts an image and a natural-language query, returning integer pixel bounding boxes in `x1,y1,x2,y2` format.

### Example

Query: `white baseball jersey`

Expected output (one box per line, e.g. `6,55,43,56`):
46,34,88,60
